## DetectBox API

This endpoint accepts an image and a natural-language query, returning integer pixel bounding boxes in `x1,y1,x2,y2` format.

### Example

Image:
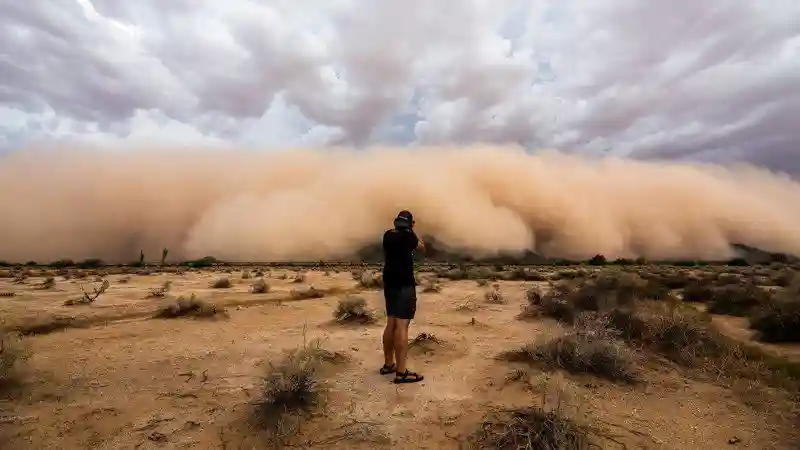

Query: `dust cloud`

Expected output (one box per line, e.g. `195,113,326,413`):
1,145,799,263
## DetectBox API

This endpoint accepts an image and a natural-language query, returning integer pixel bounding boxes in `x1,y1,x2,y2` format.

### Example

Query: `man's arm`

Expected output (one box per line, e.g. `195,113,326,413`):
414,233,425,253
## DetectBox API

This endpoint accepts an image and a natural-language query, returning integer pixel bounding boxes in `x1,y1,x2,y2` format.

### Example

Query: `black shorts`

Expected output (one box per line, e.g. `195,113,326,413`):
384,285,417,320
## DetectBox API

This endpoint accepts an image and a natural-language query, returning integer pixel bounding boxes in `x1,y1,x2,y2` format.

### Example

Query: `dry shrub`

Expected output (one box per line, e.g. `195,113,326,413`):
210,277,231,289
470,379,594,450
420,277,441,293
290,286,325,300
484,284,505,304
750,300,800,343
64,279,110,305
0,291,15,297
499,268,548,282
242,270,252,280
706,282,771,316
472,406,592,450
333,296,375,324
291,272,307,283
408,332,444,355
749,277,800,343
146,280,172,298
155,294,226,319
502,315,638,383
357,271,383,289
36,277,55,290
253,339,343,444
1,329,26,384
570,271,647,310
455,295,480,312
681,281,715,302
771,269,797,287
607,303,800,394
251,278,270,294
517,286,545,319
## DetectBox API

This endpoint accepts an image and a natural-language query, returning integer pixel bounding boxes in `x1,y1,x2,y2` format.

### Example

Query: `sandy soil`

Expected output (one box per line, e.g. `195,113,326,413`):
0,268,796,449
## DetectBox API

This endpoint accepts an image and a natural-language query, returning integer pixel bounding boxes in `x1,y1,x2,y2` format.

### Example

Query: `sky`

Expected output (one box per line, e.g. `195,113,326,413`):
1,0,799,171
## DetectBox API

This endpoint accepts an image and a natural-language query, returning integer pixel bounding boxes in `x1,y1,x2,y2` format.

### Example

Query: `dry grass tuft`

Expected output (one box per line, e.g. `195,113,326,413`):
154,294,226,319
333,296,376,324
0,291,15,297
420,277,442,293
472,406,593,450
502,315,639,383
251,278,270,294
749,277,800,343
64,279,109,305
706,282,771,316
253,339,343,444
290,286,325,300
291,272,307,283
146,280,172,298
357,271,383,289
484,284,505,304
36,277,56,290
210,277,232,289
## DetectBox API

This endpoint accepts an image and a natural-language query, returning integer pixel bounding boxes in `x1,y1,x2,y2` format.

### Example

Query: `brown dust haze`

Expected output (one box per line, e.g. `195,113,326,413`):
1,145,799,263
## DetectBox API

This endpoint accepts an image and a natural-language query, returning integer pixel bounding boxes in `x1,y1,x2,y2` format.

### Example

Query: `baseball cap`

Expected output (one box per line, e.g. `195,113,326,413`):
394,210,414,228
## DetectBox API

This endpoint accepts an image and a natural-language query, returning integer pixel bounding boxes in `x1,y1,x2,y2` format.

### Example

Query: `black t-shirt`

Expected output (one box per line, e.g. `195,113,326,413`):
382,228,419,287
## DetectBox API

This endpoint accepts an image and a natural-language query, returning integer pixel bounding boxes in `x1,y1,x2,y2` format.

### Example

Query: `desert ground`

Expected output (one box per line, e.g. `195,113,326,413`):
1,263,799,449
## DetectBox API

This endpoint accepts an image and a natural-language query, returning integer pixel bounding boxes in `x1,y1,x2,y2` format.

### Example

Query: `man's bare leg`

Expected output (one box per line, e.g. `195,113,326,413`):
393,318,410,373
383,317,397,367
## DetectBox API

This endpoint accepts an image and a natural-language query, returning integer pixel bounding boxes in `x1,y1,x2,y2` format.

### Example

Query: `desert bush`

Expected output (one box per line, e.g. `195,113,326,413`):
1,329,26,384
563,272,644,312
749,278,800,342
750,300,800,343
154,293,225,318
146,280,172,298
251,278,270,294
706,283,771,316
484,284,505,304
64,279,110,305
242,270,252,280
502,315,638,383
36,276,56,290
253,340,343,442
0,291,16,297
471,406,592,450
291,272,307,284
771,269,797,287
499,268,548,281
357,271,383,289
517,286,545,319
210,277,231,289
420,277,441,293
681,282,715,302
333,296,375,324
290,286,325,300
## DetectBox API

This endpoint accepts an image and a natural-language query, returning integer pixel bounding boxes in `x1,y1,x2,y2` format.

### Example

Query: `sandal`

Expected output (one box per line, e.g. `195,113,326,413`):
393,370,424,384
379,363,396,375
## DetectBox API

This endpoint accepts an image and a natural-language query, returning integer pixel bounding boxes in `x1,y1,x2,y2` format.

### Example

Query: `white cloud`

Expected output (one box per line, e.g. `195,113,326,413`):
1,0,798,170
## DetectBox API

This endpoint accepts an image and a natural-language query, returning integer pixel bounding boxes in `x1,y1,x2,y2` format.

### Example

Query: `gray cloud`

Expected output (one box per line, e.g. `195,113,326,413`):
0,0,798,171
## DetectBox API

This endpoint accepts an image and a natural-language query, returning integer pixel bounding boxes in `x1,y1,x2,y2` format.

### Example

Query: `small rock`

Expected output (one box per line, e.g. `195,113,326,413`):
147,431,167,442
728,437,741,445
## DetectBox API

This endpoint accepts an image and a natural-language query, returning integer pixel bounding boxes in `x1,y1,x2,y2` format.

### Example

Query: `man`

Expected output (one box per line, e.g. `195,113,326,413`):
379,210,425,384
